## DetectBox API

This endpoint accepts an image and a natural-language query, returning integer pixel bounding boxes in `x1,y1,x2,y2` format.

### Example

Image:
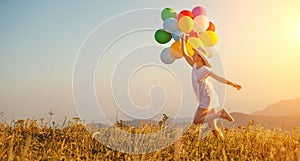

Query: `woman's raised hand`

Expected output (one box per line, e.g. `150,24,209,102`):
232,83,242,90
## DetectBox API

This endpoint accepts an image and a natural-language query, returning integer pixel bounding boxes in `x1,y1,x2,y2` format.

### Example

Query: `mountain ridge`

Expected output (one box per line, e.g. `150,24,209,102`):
251,97,300,116
220,112,300,130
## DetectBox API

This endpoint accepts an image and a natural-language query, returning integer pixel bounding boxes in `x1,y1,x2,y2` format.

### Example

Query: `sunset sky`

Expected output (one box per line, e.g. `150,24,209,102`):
1,0,300,123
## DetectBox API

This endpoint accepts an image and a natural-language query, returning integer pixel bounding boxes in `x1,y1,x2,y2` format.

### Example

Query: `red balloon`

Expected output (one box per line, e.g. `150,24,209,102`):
206,21,216,32
177,10,194,20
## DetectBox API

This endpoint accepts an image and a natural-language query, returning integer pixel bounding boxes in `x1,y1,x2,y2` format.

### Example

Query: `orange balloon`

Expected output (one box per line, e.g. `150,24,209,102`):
206,21,216,32
170,41,194,59
170,42,183,59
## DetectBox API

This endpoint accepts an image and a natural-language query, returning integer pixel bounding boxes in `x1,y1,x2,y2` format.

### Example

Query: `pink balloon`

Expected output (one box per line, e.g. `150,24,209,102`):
193,15,209,33
192,6,207,17
189,31,199,37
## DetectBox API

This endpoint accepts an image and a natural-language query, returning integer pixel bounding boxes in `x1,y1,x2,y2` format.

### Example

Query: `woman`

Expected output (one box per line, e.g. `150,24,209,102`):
181,35,242,138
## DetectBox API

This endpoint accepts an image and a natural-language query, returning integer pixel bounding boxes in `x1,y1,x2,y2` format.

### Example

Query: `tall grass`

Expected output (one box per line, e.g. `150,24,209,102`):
0,118,300,160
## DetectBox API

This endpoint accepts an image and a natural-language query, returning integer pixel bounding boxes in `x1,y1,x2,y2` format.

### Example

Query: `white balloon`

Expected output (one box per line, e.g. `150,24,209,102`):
163,18,178,33
160,47,175,64
204,46,218,58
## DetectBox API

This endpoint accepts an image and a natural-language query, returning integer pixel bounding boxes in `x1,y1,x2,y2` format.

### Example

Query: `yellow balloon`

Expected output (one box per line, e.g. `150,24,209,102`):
178,16,194,33
186,43,194,57
198,31,218,47
187,37,204,49
170,41,194,59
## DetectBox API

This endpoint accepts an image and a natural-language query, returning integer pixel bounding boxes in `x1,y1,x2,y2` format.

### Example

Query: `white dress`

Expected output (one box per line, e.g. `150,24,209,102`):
192,64,220,109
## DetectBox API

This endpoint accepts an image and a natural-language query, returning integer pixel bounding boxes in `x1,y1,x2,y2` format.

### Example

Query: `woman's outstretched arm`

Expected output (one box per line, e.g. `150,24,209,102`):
181,35,194,67
209,72,242,90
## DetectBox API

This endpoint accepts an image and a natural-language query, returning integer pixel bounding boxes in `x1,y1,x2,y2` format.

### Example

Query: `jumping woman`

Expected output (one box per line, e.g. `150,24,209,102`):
181,35,242,139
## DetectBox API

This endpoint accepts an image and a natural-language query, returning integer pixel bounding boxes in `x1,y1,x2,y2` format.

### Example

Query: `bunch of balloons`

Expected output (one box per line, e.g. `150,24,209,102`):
155,6,218,64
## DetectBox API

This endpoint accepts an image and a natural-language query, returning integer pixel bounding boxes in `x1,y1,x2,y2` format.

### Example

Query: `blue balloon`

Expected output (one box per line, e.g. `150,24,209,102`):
172,30,182,42
163,18,178,33
160,47,175,64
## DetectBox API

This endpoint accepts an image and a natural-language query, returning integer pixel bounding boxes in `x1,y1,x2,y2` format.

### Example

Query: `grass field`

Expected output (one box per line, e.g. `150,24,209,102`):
0,118,300,161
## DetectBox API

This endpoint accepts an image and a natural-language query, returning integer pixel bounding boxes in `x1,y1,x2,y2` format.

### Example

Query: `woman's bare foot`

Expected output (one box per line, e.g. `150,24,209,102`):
220,109,234,122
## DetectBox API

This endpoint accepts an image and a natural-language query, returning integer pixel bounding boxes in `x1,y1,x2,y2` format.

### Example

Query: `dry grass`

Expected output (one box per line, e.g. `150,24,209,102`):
0,118,300,161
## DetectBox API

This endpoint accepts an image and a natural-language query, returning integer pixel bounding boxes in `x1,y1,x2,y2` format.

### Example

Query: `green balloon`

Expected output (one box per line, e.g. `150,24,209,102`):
154,29,172,44
161,8,177,21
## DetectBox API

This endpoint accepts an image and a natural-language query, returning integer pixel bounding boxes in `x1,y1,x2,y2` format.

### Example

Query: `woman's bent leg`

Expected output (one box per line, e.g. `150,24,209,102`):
207,109,218,129
193,107,209,125
207,109,224,139
193,107,235,125
193,107,221,125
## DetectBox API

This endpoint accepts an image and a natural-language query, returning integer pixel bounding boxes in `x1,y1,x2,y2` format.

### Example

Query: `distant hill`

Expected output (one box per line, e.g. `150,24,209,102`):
251,98,300,116
220,112,300,130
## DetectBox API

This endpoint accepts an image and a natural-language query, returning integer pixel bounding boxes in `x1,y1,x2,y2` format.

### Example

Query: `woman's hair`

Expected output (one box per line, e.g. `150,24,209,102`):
194,49,211,68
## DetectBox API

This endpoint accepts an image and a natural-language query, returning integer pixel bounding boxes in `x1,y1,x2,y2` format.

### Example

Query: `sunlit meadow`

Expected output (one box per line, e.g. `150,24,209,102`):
0,113,300,160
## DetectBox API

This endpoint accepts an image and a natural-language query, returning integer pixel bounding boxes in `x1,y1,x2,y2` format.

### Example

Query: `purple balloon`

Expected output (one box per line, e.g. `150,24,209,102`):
192,6,207,17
